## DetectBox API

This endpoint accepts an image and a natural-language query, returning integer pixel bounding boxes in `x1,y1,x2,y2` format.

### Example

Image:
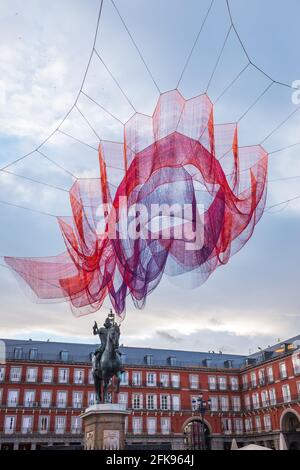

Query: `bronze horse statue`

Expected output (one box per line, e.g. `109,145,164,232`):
92,316,123,403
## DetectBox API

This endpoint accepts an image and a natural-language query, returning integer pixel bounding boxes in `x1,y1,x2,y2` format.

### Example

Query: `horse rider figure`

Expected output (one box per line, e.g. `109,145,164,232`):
93,311,122,363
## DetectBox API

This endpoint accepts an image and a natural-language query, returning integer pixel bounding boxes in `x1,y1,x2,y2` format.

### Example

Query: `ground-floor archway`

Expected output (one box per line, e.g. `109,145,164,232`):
281,410,300,450
183,419,211,450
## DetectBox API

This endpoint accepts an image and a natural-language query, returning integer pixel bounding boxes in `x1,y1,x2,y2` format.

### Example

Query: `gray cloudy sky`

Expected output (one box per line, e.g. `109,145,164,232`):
0,0,299,354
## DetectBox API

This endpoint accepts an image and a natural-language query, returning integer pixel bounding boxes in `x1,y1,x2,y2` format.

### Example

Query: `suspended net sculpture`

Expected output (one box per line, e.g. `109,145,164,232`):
5,90,268,316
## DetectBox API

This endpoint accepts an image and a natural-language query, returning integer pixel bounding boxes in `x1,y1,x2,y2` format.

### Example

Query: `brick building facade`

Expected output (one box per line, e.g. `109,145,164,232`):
0,336,300,450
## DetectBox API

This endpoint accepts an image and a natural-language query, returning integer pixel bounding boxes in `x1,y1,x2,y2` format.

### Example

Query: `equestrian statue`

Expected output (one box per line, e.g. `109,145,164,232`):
92,309,124,404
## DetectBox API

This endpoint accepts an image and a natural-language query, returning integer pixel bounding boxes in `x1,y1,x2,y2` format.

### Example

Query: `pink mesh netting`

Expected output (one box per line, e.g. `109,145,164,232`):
5,90,268,317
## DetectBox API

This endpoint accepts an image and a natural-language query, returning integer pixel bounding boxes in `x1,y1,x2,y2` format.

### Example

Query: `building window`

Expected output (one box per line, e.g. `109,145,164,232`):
264,414,272,432
147,417,156,435
39,416,49,433
292,353,300,375
160,373,169,388
146,394,157,410
244,394,251,410
26,367,38,383
7,390,19,407
191,395,198,410
258,369,265,386
250,372,257,387
282,384,291,403
118,393,128,408
42,368,53,383
4,416,16,434
255,416,261,432
279,362,287,379
132,393,143,410
10,366,22,382
132,417,142,434
24,390,36,407
14,347,23,359
41,391,52,408
21,416,33,434
234,419,243,434
220,396,229,412
72,391,83,409
242,374,248,390
57,391,68,408
88,368,94,384
222,418,232,434
168,356,176,366
58,368,69,384
269,388,276,405
232,396,241,412
208,376,216,390
218,376,227,390
210,396,218,412
261,390,269,407
55,416,66,434
0,366,5,382
60,350,69,361
244,418,253,432
29,348,38,360
252,392,260,410
146,372,157,387
160,394,170,410
144,355,153,365
71,416,82,434
189,375,199,389
230,376,239,391
88,392,96,406
132,371,142,386
267,366,274,383
171,373,180,388
74,369,84,384
120,371,129,385
172,395,180,411
161,417,171,434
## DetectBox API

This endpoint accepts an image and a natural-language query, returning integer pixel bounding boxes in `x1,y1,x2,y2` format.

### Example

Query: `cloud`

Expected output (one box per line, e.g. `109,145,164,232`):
156,330,183,343
0,0,299,354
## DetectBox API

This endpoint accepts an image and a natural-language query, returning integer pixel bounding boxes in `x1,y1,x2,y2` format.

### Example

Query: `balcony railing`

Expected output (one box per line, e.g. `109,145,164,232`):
7,399,18,407
3,428,15,434
242,393,300,412
72,402,84,409
0,431,84,438
21,428,33,434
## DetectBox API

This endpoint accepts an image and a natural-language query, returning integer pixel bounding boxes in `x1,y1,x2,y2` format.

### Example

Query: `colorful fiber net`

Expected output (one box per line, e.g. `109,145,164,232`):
5,90,268,317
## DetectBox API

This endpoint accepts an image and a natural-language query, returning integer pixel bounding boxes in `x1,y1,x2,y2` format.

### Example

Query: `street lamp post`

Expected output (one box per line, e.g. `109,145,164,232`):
192,394,211,450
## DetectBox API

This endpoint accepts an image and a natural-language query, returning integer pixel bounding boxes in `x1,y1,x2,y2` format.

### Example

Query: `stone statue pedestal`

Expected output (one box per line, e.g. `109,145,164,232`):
80,404,130,450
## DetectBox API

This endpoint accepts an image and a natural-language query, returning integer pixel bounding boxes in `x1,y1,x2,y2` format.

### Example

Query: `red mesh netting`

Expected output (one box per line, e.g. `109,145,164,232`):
5,90,268,317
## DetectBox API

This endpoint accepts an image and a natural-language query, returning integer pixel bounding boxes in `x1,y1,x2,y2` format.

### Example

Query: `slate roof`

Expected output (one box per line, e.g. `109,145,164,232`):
1,334,300,370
